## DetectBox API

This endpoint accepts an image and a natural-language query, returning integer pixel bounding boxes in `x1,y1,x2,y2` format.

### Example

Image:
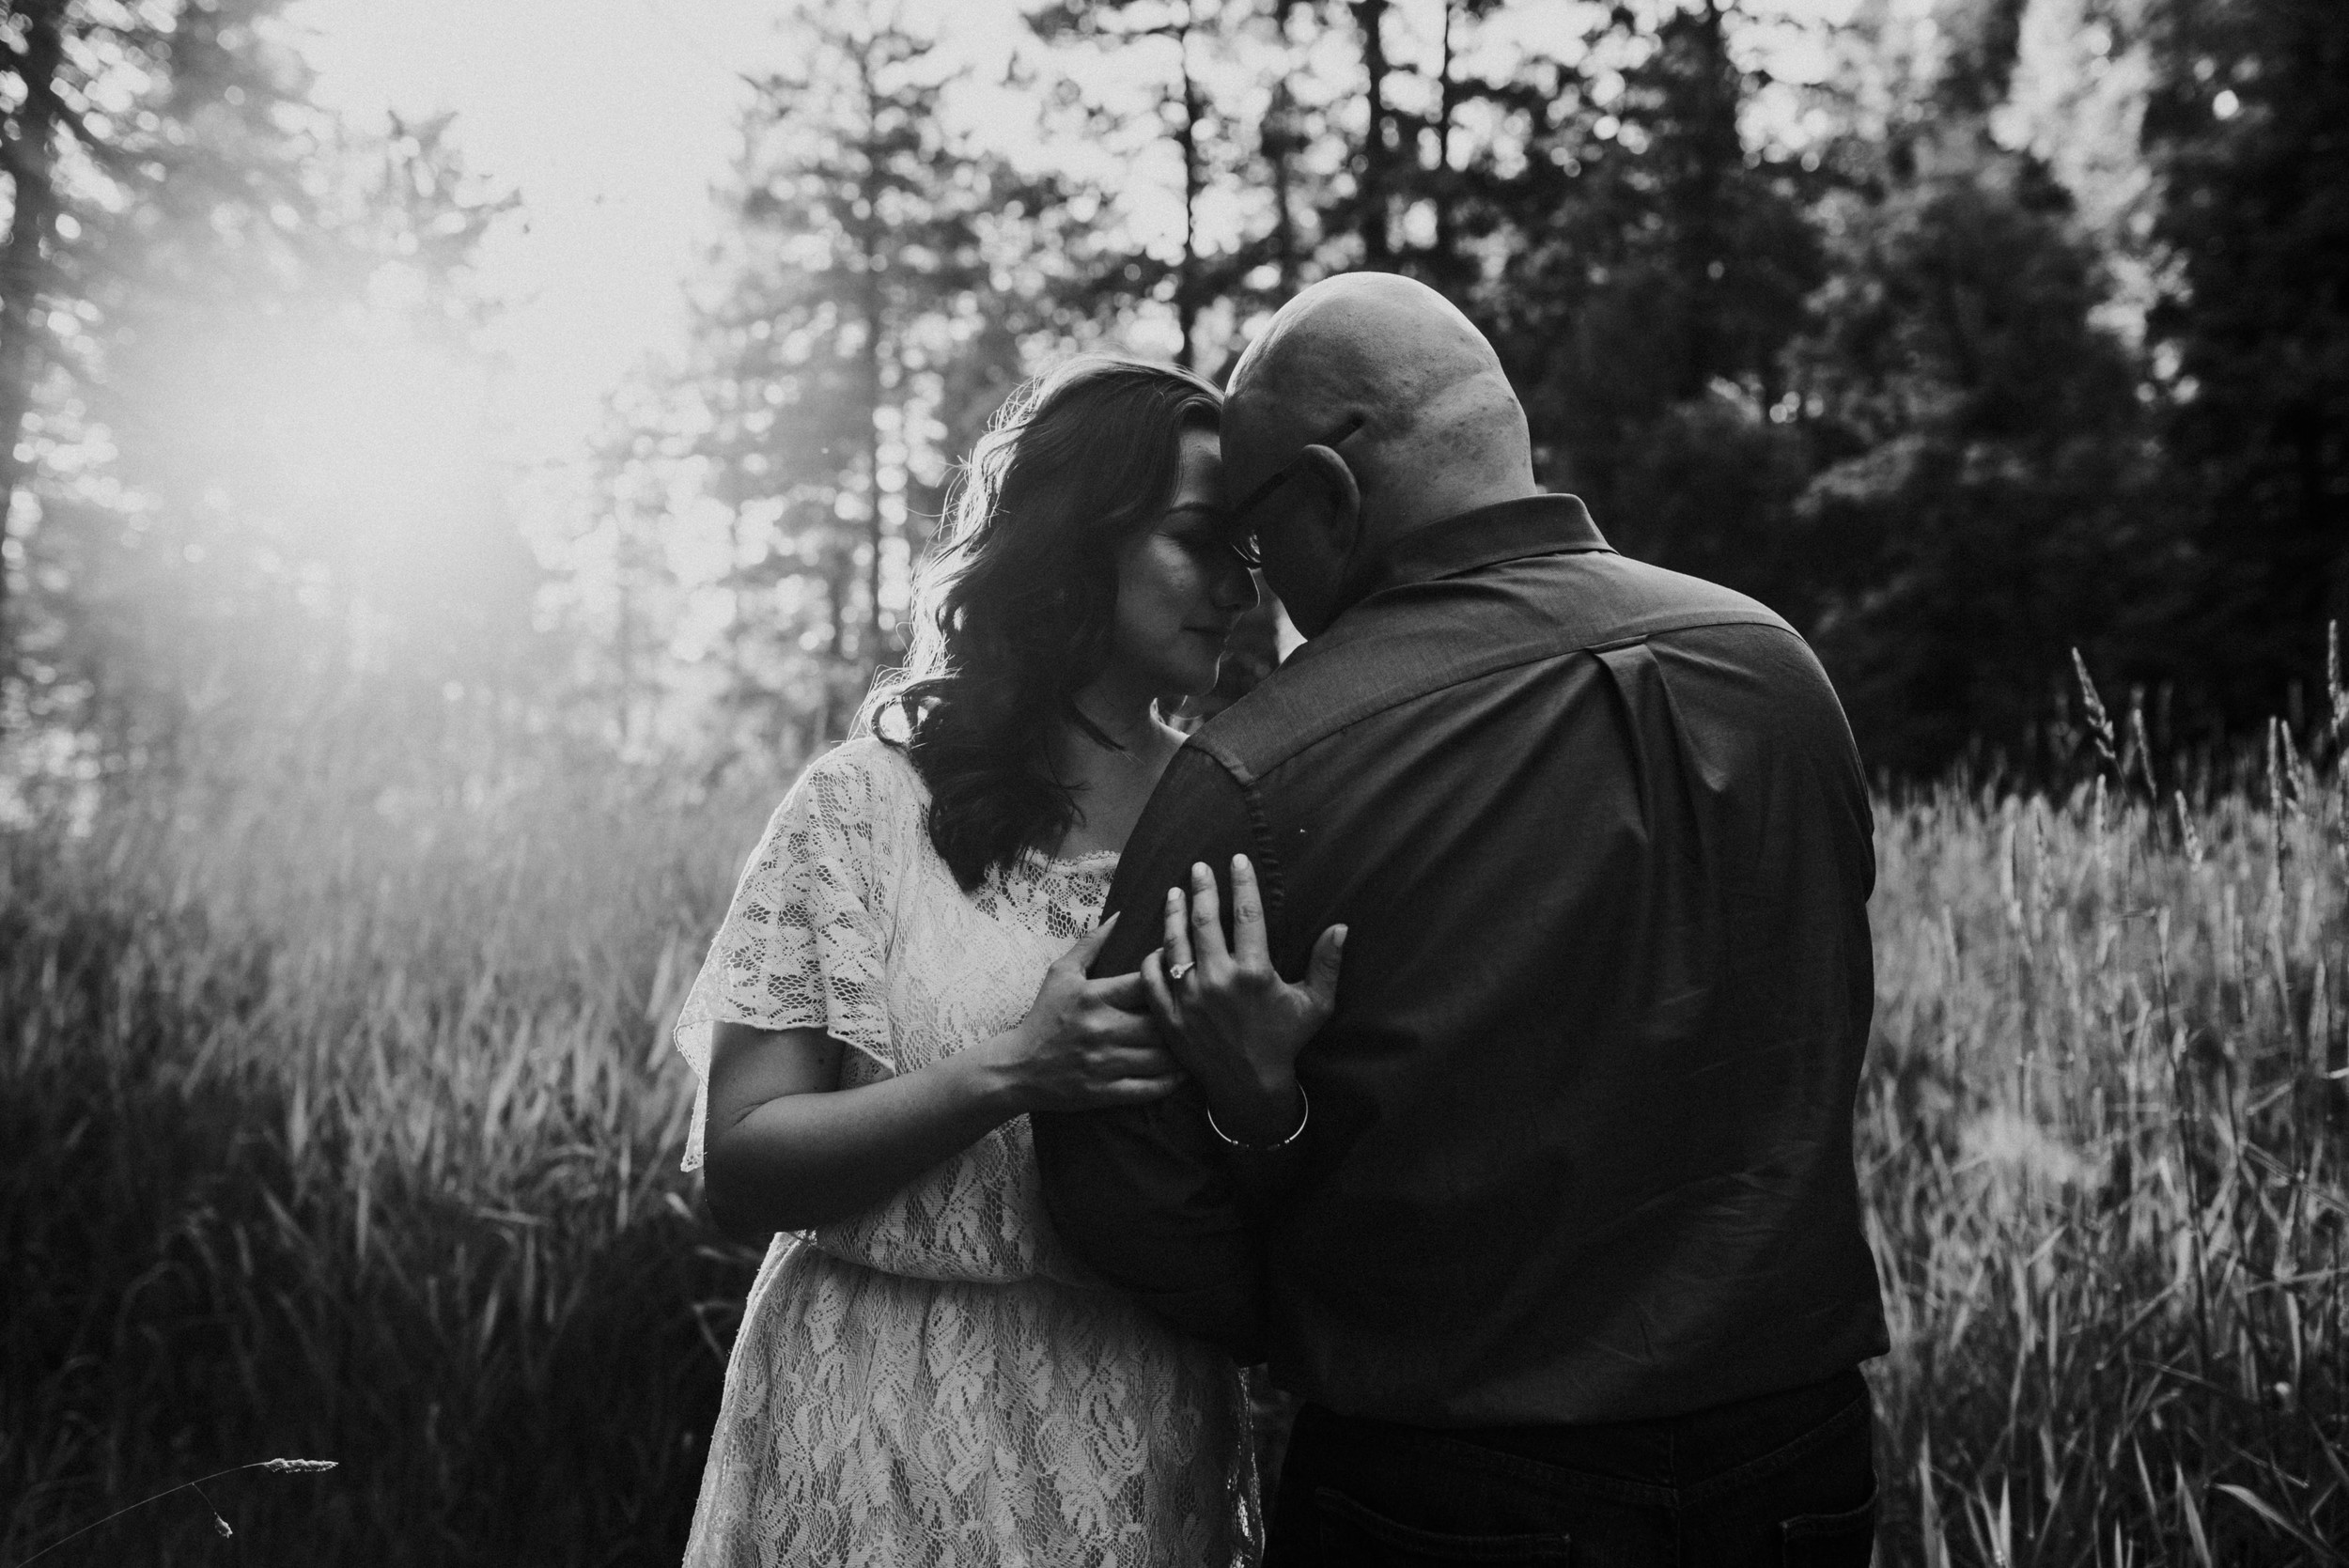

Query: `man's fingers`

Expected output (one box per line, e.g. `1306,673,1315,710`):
1189,861,1230,967
1229,853,1270,968
1066,910,1120,969
1305,924,1347,1013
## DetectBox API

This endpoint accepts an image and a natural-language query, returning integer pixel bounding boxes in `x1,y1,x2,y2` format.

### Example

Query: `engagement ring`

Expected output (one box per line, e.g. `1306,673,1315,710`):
1167,960,1193,983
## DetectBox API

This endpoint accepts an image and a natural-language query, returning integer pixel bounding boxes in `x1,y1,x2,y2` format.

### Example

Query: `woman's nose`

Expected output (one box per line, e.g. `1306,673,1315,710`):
1212,557,1261,612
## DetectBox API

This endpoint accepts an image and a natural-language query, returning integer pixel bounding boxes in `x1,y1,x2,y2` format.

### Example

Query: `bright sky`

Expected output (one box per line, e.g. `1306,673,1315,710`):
292,0,1860,481
279,0,1874,688
298,0,804,467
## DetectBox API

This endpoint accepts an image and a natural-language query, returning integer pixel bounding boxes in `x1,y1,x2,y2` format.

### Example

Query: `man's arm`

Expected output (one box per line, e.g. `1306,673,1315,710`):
1032,745,1271,1358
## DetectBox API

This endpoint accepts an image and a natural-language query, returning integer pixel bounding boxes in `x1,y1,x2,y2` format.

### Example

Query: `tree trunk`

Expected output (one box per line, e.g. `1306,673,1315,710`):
1265,1,1300,293
0,0,66,688
1173,12,1200,369
818,548,852,742
860,272,885,666
1350,0,1392,266
858,62,887,673
1434,0,1456,265
1266,77,1298,293
1679,0,1733,399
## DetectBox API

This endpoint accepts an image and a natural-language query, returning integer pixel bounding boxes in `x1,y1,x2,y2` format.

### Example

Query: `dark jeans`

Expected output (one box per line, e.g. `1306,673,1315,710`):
1262,1368,1876,1567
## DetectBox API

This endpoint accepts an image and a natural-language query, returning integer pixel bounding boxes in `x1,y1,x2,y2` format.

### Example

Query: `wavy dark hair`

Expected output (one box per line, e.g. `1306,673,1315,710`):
856,355,1222,890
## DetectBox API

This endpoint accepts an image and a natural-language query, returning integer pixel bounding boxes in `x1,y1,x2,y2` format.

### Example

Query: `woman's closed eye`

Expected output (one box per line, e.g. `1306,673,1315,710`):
1170,524,1262,570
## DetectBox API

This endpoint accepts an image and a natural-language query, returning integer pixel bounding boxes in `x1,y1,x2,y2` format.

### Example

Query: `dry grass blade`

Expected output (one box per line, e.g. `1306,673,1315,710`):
11,1458,339,1567
2214,1482,2348,1563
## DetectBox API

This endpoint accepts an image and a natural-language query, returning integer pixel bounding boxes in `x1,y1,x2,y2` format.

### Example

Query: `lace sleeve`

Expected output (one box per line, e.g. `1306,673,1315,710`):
675,742,903,1172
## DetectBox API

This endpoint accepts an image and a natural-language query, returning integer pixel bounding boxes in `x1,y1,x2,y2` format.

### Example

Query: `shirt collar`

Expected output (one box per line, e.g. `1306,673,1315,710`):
1341,493,1612,607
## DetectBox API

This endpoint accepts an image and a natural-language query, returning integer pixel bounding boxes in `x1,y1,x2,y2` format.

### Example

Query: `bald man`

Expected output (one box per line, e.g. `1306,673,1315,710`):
1033,274,1887,1565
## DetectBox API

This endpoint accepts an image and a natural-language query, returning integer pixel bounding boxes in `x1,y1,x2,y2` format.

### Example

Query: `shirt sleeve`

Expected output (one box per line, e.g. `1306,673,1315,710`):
1031,743,1275,1360
673,744,898,1172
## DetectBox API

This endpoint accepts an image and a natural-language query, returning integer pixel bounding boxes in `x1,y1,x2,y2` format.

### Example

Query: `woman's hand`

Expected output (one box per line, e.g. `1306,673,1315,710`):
705,916,1177,1240
982,914,1188,1113
1140,855,1344,1144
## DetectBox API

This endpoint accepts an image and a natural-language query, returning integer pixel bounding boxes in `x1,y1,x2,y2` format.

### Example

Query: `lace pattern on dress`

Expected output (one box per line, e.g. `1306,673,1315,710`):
672,738,1259,1566
676,741,912,1172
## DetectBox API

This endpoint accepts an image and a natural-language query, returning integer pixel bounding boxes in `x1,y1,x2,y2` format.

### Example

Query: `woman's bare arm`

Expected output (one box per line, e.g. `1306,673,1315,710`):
701,917,1182,1243
704,1022,1021,1239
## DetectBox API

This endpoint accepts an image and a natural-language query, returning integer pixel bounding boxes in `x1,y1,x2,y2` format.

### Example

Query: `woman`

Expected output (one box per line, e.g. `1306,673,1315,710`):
674,356,1332,1567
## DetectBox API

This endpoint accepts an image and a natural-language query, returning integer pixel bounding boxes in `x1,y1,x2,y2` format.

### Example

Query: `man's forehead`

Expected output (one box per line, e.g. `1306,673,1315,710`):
1221,394,1319,463
1212,418,1286,499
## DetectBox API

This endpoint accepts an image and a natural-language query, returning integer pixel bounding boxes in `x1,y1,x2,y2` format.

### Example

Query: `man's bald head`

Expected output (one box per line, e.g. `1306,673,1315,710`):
1223,272,1535,552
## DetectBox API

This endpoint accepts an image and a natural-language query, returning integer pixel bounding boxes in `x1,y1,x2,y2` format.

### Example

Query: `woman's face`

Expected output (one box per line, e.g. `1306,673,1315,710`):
1104,425,1260,705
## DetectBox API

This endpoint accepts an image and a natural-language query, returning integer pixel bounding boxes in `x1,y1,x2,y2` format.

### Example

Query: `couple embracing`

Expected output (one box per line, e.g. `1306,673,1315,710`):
672,273,1890,1566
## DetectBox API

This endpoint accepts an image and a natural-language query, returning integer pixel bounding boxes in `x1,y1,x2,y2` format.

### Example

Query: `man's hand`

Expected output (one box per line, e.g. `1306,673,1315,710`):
1139,854,1344,1144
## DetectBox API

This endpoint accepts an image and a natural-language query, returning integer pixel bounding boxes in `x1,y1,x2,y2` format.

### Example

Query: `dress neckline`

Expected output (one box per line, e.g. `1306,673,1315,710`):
1023,846,1118,876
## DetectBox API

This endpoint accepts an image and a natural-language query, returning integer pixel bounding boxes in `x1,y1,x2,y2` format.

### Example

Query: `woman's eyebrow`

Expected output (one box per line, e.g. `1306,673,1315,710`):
1161,502,1224,520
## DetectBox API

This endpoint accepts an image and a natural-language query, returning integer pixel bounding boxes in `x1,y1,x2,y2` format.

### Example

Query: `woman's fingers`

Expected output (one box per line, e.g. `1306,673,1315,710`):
1189,861,1231,970
1161,884,1194,980
1088,970,1148,1013
1228,853,1270,969
1085,1004,1158,1051
1097,1073,1186,1105
1139,948,1184,1036
1093,1042,1183,1081
1064,909,1119,970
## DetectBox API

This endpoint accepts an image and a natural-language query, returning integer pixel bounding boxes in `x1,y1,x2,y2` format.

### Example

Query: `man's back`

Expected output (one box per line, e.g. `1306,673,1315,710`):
1035,495,1888,1426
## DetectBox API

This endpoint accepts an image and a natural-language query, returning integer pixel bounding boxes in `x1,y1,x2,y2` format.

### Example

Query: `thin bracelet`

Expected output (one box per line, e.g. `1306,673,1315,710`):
1206,1082,1310,1151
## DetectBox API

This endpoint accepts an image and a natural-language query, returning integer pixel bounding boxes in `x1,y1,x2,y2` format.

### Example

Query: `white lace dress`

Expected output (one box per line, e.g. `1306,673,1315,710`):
674,737,1259,1568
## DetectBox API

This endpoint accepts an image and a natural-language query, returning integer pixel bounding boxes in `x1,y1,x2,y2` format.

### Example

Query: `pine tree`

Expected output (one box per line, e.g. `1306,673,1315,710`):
1452,2,1820,608
1029,0,1293,369
2142,0,2349,727
0,0,320,721
1784,0,2165,772
687,1,1020,748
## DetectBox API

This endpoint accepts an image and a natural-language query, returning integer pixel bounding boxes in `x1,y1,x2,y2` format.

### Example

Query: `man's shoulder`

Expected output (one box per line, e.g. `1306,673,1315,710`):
1595,553,1793,630
1194,551,1797,781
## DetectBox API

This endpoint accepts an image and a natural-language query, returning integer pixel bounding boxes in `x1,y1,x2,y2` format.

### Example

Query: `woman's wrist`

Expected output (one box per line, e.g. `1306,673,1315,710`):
957,1026,1038,1118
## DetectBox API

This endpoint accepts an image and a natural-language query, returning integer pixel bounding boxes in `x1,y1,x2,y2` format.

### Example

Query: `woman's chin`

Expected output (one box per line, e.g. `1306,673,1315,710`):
1153,663,1221,710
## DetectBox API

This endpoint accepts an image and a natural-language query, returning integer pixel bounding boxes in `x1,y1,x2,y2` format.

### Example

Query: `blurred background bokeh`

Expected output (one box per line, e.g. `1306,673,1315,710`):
0,0,2340,789
2,1,2343,1563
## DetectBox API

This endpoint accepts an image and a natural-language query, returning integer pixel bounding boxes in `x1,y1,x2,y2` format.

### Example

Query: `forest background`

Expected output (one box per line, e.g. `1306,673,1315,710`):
2,0,2341,783
3,0,2346,1563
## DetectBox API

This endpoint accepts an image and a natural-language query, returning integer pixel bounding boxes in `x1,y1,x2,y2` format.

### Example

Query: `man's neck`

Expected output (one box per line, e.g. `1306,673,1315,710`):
1365,475,1545,558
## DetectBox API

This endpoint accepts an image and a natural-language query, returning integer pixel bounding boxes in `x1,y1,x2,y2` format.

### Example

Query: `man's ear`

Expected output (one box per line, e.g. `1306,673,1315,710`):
1298,443,1362,557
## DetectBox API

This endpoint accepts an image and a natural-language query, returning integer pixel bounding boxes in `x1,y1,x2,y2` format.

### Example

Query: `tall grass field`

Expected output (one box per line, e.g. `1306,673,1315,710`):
4,672,2344,1565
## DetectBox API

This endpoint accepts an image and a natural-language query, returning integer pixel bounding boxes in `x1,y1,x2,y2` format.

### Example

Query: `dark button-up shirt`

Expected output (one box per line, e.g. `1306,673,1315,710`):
1033,494,1889,1427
